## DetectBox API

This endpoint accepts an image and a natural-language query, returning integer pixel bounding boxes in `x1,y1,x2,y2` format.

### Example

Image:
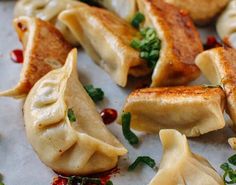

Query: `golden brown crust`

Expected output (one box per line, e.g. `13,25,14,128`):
138,0,202,87
18,18,72,93
130,86,225,100
0,17,73,98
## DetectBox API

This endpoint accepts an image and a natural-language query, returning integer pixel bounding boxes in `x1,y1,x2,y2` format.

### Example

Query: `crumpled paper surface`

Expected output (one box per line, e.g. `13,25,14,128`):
0,1,235,185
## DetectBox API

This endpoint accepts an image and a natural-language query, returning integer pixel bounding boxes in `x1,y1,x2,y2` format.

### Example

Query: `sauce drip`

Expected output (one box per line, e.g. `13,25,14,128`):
10,49,23,63
100,108,117,125
204,36,222,50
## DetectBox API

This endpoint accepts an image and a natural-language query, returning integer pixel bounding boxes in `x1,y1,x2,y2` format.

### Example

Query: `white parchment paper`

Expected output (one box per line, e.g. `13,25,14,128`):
0,1,235,185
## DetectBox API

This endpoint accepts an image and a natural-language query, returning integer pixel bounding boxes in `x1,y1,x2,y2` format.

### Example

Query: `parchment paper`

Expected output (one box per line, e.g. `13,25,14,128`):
0,1,235,185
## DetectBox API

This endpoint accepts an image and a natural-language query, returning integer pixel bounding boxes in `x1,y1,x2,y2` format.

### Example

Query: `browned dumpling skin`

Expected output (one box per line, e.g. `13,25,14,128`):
164,0,229,26
0,16,72,98
195,47,236,128
137,0,202,87
59,2,150,87
122,86,226,137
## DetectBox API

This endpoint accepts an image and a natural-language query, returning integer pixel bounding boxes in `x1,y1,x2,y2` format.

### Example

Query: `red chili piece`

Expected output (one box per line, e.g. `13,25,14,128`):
204,36,222,50
100,108,118,125
10,49,23,63
51,176,68,185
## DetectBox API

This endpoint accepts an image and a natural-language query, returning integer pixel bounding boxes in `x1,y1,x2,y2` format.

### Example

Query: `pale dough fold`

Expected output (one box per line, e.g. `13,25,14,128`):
59,2,150,87
164,0,229,25
24,49,127,175
0,16,72,98
217,0,236,48
14,0,80,45
149,129,224,185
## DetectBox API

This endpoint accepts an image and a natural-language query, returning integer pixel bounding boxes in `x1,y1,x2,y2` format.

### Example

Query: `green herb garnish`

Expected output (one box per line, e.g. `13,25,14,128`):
68,108,76,122
84,84,104,103
128,156,156,171
0,183,4,185
131,12,145,29
106,180,113,185
221,154,236,184
131,27,161,69
61,175,101,185
121,112,139,145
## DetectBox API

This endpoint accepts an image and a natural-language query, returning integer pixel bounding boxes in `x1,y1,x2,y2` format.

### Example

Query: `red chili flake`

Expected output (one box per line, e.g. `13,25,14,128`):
10,49,23,63
51,176,68,185
100,108,117,125
204,36,222,50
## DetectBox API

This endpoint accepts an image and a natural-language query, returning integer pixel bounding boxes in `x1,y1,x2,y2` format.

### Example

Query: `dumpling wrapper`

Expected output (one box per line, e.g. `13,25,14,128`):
14,0,80,45
24,49,127,175
164,0,229,26
59,3,150,87
149,129,224,185
91,0,137,21
217,0,236,48
0,16,72,98
137,0,202,87
122,86,225,137
195,47,236,128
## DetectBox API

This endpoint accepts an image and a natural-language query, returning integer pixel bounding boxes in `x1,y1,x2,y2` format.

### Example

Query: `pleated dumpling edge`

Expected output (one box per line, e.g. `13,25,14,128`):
24,49,127,175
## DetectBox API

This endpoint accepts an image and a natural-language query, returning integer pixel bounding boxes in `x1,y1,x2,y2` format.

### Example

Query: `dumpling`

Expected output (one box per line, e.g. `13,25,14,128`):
137,0,202,87
122,86,225,137
164,0,229,26
23,49,127,175
0,16,72,98
195,47,236,127
59,3,150,87
149,129,224,185
90,0,137,21
14,0,80,45
228,137,236,150
216,0,236,48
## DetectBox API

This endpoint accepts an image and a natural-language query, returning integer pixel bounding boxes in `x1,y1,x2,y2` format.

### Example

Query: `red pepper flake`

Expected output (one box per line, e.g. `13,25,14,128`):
100,108,117,125
10,49,23,63
51,176,68,185
204,36,222,50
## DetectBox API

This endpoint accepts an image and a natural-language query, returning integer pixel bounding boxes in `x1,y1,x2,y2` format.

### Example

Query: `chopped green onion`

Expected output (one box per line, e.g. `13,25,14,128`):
229,154,236,166
0,183,4,185
128,156,156,171
84,84,104,103
121,112,139,145
68,108,76,122
131,27,161,70
131,12,145,28
106,180,113,185
220,154,236,184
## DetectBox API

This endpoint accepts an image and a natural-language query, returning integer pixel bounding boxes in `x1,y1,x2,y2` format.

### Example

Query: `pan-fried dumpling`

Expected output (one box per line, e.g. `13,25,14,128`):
164,0,229,26
24,49,127,175
91,0,137,21
228,137,236,150
149,129,224,185
195,47,236,127
122,86,225,137
0,17,72,98
14,0,80,45
216,0,236,48
137,0,202,87
59,3,150,87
